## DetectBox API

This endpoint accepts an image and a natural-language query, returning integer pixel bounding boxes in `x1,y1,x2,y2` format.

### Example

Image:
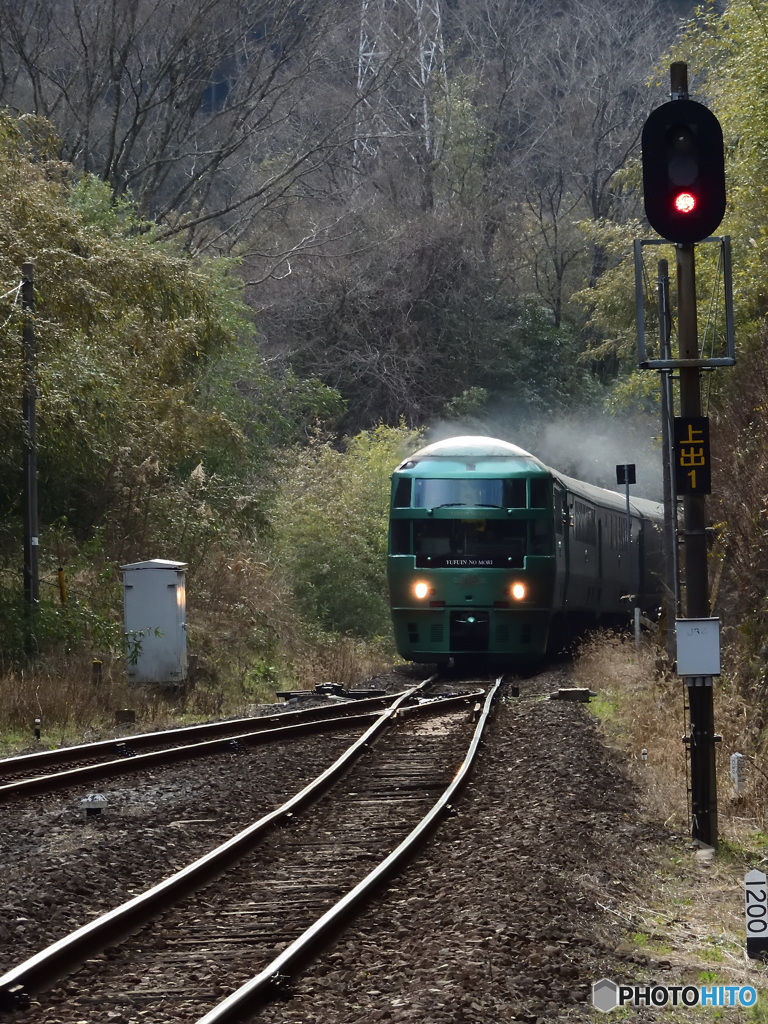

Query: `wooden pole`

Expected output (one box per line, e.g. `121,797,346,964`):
21,261,39,654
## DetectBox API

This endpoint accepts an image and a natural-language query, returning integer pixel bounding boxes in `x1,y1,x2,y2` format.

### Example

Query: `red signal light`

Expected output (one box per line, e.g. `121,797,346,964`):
674,191,697,214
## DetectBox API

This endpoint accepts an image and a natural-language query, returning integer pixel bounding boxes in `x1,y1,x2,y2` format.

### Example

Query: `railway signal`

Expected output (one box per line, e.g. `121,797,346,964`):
637,63,731,851
641,98,726,243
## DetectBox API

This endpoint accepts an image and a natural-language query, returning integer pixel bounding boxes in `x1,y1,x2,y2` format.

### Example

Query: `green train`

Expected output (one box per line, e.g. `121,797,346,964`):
387,436,664,664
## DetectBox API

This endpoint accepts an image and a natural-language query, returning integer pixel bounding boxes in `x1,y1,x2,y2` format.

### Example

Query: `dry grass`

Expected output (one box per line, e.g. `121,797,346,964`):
294,633,392,688
574,632,768,1020
574,631,691,829
574,630,768,839
0,653,238,753
0,545,392,755
0,637,391,756
182,546,392,692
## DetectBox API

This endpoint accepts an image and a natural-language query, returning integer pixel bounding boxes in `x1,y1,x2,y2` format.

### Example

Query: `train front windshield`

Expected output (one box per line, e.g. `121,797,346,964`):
412,478,522,508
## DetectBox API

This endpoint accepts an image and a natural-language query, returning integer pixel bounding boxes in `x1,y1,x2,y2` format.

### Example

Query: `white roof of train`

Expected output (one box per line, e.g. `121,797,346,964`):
398,435,663,521
406,435,543,462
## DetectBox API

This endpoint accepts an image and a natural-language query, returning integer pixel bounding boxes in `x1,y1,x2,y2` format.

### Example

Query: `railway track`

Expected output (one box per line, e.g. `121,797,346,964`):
0,685,430,800
0,678,500,1022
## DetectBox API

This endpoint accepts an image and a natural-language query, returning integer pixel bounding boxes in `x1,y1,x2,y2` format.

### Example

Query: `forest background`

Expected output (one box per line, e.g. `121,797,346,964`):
0,0,767,731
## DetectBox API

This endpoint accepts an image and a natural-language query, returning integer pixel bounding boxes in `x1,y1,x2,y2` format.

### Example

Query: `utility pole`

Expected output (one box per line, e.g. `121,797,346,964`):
21,260,39,651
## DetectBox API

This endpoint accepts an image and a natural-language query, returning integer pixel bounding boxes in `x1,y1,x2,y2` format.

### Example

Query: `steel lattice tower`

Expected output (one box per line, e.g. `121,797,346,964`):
355,0,447,167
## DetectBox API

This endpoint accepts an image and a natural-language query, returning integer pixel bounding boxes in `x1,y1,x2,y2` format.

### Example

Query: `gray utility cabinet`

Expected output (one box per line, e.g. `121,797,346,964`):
122,559,188,685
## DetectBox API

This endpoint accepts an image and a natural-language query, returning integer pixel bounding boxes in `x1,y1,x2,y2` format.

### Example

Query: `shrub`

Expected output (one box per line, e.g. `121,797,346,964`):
276,425,421,640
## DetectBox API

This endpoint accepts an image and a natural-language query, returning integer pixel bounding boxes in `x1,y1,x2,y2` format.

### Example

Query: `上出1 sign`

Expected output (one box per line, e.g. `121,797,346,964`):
674,416,711,495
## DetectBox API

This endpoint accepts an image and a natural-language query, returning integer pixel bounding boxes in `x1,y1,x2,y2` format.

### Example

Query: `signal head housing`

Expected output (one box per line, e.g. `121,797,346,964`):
641,98,726,244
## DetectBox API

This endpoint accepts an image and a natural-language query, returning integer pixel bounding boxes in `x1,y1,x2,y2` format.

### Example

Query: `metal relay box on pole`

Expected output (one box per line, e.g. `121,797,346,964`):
121,559,188,685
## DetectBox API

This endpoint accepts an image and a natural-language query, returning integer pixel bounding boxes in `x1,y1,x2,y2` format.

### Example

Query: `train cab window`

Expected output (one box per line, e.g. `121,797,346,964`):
504,479,526,508
393,478,412,508
529,519,553,555
413,478,502,508
390,519,411,555
529,478,549,508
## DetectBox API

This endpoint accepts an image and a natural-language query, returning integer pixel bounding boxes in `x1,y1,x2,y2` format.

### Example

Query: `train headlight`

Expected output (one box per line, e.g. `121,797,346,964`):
510,582,526,601
413,581,430,600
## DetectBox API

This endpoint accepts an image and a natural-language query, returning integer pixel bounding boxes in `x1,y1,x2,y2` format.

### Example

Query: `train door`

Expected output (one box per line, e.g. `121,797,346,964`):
570,498,599,611
553,483,569,609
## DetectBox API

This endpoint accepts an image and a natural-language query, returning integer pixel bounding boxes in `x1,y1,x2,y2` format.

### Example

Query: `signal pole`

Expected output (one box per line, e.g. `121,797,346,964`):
678,234,718,848
657,259,678,661
670,63,718,849
640,61,727,848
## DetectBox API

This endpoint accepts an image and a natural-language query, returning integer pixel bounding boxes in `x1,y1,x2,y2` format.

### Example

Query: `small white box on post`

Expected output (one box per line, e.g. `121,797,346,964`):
675,618,721,677
122,559,188,686
730,752,747,795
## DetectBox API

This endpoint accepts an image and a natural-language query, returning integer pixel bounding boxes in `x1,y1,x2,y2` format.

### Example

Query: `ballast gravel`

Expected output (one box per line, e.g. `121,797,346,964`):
0,666,693,1022
257,669,681,1024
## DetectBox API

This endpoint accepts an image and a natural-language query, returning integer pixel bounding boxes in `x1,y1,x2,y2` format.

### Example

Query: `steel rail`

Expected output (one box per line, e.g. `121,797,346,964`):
0,691,413,779
0,687,477,801
0,677,485,1008
195,676,503,1024
0,711,381,801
